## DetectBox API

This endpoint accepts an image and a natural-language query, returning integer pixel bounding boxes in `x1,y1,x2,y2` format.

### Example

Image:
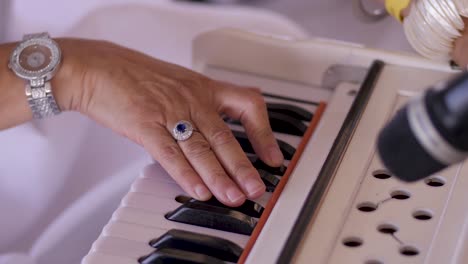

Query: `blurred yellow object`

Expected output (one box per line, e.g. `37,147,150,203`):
385,0,411,22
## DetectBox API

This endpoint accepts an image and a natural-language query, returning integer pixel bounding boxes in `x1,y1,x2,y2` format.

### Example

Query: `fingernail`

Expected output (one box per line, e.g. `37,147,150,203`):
227,187,246,204
195,184,211,200
268,146,284,165
245,178,265,197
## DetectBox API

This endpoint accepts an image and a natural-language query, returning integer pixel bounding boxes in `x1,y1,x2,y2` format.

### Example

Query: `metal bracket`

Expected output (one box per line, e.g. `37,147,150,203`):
321,64,369,91
352,0,388,24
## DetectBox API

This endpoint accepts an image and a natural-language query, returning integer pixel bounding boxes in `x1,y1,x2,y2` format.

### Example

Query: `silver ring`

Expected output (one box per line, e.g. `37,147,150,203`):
172,120,195,141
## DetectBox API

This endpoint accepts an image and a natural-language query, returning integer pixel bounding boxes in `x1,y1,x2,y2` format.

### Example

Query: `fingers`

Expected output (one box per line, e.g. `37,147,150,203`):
139,116,263,206
215,82,284,167
139,124,213,202
137,80,278,206
453,22,468,67
176,128,250,206
193,111,266,200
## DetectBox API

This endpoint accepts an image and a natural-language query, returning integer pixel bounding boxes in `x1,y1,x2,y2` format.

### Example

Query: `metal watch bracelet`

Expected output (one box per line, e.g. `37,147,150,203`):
23,33,61,119
26,81,61,119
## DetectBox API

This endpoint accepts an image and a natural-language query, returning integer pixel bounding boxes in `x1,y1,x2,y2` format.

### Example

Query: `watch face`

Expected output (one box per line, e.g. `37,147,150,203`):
18,44,52,72
10,37,61,80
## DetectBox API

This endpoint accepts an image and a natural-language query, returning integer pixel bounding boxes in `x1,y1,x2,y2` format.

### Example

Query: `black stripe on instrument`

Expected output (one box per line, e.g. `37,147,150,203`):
262,92,320,106
276,60,385,264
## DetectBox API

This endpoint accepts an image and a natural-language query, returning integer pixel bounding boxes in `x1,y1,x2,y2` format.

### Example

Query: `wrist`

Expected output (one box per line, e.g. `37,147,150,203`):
0,42,31,127
50,38,84,112
0,36,89,130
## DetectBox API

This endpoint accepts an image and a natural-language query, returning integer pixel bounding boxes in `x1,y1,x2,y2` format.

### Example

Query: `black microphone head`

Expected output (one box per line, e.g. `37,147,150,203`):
377,105,446,182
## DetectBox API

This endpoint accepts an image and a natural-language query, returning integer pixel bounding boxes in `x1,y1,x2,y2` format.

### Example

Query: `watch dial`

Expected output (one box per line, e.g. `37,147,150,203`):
18,44,52,72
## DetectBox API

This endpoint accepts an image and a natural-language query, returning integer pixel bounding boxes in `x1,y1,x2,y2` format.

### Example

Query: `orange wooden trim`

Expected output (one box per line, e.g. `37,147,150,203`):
238,102,328,264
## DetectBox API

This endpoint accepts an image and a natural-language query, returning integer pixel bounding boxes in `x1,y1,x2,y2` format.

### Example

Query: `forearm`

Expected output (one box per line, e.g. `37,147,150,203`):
0,42,31,129
0,39,80,130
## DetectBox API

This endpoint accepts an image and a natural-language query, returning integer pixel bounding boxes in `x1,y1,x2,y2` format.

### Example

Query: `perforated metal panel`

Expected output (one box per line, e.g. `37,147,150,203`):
331,146,462,263
292,63,468,264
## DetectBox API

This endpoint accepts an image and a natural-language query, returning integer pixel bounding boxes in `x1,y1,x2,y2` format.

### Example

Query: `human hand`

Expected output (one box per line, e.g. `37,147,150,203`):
452,18,468,67
55,38,284,206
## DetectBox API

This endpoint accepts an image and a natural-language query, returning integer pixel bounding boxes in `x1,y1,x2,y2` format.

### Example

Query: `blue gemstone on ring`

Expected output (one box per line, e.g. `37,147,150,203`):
176,123,187,133
173,120,194,141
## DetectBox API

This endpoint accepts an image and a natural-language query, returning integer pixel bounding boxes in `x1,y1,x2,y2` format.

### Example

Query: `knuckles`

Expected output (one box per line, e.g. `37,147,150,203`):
245,91,267,111
159,143,182,160
232,162,259,182
210,128,236,147
183,137,212,159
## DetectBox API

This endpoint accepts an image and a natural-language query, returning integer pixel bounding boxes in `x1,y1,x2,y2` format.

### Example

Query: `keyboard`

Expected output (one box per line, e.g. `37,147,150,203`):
83,29,466,264
82,60,358,264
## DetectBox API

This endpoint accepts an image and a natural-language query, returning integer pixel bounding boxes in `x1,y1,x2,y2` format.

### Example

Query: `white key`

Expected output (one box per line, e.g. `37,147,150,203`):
131,178,184,197
122,192,180,213
82,252,137,264
130,176,273,206
124,191,272,214
141,164,177,184
102,221,244,251
92,236,153,259
251,192,272,207
273,130,303,148
102,221,168,243
112,207,249,247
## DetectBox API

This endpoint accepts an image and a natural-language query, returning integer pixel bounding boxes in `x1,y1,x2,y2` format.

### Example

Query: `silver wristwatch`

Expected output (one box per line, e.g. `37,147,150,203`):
8,32,62,119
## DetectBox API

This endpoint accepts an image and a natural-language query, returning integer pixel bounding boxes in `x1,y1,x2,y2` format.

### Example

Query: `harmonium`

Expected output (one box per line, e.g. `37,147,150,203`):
82,29,468,264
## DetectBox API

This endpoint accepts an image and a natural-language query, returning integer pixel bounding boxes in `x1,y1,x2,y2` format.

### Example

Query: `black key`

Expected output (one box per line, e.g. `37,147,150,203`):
149,229,242,263
232,130,296,160
248,154,287,176
259,169,280,192
226,113,307,136
268,112,307,136
139,248,226,264
175,196,264,218
266,102,313,121
165,202,257,235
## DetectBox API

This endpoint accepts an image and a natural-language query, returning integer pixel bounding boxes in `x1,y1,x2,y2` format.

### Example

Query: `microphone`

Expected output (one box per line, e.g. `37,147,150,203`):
377,72,468,182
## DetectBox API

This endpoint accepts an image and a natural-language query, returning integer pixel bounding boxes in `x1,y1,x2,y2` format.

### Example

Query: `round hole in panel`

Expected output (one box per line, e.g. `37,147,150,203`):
377,223,399,234
412,209,433,221
372,170,392,180
390,190,411,200
364,260,384,264
342,236,363,248
348,89,358,96
357,202,378,212
424,176,446,187
399,245,420,256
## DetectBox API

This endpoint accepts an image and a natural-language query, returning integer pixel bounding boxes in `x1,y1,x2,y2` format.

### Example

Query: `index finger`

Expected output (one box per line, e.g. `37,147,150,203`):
193,110,266,200
215,83,284,167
